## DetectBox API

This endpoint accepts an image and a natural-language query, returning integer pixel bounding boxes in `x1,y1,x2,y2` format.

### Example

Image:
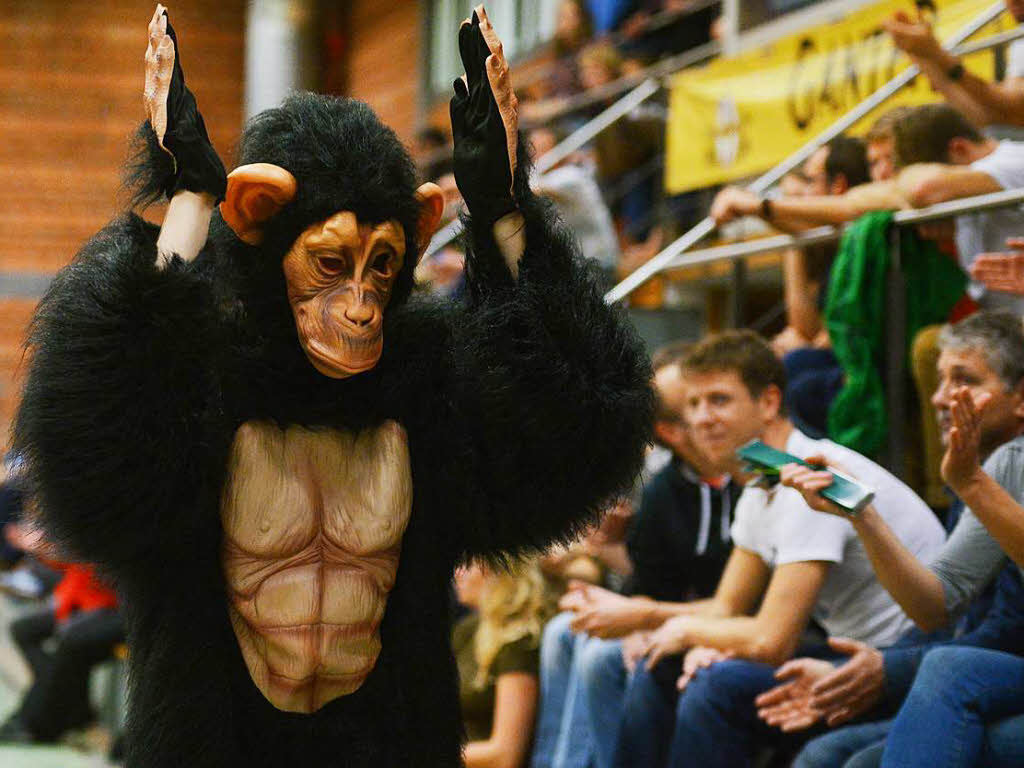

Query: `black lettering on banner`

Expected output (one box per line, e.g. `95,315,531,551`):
788,37,817,129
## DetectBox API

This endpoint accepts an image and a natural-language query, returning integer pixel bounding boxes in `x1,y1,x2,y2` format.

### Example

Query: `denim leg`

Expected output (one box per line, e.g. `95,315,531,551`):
579,637,627,768
979,713,1024,768
552,630,598,768
533,612,582,768
666,659,792,768
615,661,678,768
793,720,892,768
881,646,1024,768
844,742,885,768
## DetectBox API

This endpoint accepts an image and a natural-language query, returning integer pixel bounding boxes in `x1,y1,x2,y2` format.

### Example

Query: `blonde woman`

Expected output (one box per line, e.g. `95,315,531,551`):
453,561,550,768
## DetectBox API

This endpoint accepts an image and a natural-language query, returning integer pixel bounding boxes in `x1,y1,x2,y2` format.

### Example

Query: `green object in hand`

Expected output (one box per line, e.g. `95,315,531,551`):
736,440,875,516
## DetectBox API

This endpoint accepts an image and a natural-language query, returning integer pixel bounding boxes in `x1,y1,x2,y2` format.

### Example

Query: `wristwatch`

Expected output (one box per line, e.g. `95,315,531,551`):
760,197,774,221
947,61,965,81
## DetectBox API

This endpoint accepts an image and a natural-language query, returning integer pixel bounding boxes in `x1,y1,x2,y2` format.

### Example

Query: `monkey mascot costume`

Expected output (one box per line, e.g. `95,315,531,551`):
14,5,652,767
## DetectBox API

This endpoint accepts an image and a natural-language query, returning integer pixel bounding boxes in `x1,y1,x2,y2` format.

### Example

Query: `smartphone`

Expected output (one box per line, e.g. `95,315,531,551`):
736,440,875,516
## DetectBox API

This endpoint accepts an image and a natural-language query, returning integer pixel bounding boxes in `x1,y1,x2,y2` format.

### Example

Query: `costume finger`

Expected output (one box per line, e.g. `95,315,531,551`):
149,4,168,44
458,20,482,93
449,84,468,144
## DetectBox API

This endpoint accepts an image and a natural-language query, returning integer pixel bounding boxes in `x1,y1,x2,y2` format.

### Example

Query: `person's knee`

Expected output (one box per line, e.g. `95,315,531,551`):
541,611,577,669
916,646,968,688
794,731,865,768
674,661,735,721
578,637,623,690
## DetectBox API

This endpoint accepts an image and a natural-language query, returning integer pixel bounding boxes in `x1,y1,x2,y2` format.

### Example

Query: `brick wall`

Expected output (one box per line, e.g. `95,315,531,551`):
0,0,245,450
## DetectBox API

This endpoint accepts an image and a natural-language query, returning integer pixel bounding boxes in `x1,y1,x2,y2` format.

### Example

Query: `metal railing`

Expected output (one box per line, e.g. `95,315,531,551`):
605,1,1014,304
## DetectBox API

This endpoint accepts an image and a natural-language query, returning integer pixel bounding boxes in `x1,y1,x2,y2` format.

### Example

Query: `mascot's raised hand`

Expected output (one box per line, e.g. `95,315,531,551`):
449,6,526,276
144,4,226,202
449,7,519,219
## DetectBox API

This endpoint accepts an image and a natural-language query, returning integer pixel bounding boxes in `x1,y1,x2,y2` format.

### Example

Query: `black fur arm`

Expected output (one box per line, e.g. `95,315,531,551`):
13,215,220,579
418,169,654,560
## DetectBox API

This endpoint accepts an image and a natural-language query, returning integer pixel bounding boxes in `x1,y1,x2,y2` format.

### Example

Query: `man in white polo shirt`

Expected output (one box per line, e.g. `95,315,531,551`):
614,330,943,768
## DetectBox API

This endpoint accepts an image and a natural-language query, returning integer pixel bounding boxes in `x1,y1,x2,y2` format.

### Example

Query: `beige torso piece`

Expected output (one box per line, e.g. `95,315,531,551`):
221,420,412,714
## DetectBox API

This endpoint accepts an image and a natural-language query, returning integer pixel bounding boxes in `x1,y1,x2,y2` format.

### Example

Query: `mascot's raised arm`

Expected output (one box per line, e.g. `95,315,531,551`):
14,5,653,766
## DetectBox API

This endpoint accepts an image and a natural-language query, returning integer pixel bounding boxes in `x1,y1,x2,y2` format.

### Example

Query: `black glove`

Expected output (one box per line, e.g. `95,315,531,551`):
449,12,517,228
159,13,227,201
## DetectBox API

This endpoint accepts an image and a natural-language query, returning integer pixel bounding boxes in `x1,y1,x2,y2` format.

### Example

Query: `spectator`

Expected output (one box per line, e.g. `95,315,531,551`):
0,540,123,744
713,104,1024,310
764,311,1024,766
865,106,913,183
725,137,871,434
614,330,943,768
551,0,594,97
884,0,1024,134
453,560,547,768
586,0,635,35
530,125,620,285
531,342,734,768
618,0,718,62
579,41,665,245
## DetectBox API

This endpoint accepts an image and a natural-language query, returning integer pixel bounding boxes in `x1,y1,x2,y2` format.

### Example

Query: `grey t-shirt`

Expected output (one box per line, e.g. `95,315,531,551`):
929,435,1024,618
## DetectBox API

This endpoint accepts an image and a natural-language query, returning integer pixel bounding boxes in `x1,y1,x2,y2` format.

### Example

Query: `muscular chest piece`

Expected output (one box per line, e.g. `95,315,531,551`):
220,419,413,713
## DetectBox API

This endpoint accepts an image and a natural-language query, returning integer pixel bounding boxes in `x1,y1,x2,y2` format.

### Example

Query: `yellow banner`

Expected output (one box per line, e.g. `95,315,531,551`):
665,0,1014,194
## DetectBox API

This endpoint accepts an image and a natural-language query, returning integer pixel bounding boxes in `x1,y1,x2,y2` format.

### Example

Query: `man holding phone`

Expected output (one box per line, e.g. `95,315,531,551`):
614,330,943,768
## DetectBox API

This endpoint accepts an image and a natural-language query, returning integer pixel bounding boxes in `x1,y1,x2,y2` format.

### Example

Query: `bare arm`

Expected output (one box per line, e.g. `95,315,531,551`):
643,558,830,666
849,507,949,631
781,460,949,631
463,673,538,768
710,183,907,232
782,248,823,340
884,11,1024,128
897,164,1003,208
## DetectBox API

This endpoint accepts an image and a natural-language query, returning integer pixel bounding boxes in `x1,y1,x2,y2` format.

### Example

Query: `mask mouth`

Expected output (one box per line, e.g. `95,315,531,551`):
305,337,382,378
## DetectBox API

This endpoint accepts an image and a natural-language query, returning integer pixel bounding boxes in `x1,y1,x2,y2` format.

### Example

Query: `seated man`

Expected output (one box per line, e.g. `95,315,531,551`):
613,330,944,768
531,343,735,768
768,311,1024,767
711,103,1024,313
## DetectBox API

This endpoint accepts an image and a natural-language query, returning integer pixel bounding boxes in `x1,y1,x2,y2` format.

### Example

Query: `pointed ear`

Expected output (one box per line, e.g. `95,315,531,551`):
219,163,298,245
413,182,445,260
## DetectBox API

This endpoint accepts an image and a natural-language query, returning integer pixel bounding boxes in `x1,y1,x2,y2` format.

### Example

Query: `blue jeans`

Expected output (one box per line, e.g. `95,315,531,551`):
795,720,892,768
616,658,814,768
881,646,1024,767
532,612,627,768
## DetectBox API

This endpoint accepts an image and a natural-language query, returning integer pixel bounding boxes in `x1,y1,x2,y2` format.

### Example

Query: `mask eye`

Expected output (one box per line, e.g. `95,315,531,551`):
317,255,345,275
372,251,392,275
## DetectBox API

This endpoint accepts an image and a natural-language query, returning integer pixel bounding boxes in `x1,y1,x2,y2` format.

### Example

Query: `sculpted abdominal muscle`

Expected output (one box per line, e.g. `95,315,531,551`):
221,420,413,713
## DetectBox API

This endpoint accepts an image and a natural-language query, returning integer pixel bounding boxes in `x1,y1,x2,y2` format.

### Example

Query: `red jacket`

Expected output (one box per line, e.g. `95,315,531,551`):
53,563,117,622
